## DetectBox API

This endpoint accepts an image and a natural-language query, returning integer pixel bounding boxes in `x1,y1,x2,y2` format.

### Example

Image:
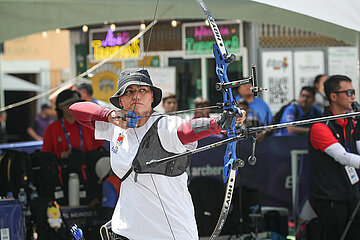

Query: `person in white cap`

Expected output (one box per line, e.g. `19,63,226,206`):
69,68,246,240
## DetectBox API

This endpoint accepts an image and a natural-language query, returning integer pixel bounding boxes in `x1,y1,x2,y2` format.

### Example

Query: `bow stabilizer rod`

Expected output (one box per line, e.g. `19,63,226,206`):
244,111,360,135
146,111,360,167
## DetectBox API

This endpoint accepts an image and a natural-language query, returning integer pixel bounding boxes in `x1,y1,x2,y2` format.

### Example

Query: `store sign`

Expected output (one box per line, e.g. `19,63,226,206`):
101,29,130,47
89,26,143,61
183,21,242,56
262,51,294,114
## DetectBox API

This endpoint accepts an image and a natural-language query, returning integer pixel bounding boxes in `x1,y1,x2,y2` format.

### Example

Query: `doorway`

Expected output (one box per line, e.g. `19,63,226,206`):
168,58,201,110
5,73,37,142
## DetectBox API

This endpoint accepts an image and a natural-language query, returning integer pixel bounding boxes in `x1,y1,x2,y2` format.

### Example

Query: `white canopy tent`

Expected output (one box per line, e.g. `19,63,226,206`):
252,0,360,32
2,74,41,92
0,0,358,44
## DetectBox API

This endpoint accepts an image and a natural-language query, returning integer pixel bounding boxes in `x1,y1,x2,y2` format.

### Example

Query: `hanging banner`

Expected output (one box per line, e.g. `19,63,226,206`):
294,51,325,99
261,51,293,114
89,26,143,62
182,20,242,56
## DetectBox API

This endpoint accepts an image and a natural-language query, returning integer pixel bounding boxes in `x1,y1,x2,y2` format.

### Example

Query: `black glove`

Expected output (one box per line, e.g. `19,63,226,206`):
216,108,243,130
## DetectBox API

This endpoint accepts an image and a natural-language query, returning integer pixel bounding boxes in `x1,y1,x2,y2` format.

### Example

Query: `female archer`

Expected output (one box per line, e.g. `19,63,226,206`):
69,68,246,240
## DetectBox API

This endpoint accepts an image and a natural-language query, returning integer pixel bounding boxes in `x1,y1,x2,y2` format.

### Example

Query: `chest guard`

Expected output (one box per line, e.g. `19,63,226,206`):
132,117,191,177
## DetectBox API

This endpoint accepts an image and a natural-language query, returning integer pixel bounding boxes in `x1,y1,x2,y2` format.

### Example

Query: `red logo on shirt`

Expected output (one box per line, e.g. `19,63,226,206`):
112,133,125,154
117,133,124,145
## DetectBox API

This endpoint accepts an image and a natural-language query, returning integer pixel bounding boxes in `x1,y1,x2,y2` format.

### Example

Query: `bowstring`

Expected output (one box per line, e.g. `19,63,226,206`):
131,0,159,114
130,0,177,239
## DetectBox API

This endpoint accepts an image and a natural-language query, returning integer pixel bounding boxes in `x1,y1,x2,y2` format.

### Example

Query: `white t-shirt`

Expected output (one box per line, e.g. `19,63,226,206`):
95,114,198,240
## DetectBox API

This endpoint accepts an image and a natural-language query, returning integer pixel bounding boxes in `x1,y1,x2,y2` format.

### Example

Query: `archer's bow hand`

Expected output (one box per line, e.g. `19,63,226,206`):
108,110,130,129
216,108,246,130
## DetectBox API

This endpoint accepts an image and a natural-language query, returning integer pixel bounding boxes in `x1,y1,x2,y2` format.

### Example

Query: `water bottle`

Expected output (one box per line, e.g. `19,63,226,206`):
18,188,27,209
68,173,80,206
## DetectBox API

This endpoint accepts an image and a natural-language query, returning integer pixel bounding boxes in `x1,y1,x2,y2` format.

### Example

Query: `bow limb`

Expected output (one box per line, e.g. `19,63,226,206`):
210,168,237,239
195,0,240,238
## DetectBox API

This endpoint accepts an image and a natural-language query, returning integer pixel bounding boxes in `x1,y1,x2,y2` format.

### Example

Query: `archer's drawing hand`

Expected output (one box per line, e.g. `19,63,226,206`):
217,108,246,130
108,110,129,129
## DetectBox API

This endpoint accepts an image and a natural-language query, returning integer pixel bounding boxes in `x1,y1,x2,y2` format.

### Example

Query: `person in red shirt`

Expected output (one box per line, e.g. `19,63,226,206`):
42,89,103,159
309,75,360,240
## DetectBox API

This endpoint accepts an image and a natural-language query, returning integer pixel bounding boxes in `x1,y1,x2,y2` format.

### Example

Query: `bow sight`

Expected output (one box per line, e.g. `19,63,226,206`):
214,64,266,166
215,65,267,97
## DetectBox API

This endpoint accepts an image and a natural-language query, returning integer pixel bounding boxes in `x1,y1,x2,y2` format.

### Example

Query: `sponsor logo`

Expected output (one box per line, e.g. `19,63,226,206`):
266,57,288,71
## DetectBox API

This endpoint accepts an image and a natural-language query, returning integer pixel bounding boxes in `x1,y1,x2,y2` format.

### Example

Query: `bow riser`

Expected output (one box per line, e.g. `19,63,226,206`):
213,42,238,183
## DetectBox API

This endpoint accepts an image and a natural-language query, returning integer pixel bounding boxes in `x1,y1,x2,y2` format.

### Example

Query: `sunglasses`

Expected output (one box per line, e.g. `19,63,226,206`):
333,89,355,97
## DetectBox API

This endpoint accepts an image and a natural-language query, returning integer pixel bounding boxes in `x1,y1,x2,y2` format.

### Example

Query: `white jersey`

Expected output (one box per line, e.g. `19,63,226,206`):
95,114,198,240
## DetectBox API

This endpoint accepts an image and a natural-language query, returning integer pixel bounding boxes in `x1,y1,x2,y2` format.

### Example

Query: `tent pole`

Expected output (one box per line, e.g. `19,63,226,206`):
0,50,5,127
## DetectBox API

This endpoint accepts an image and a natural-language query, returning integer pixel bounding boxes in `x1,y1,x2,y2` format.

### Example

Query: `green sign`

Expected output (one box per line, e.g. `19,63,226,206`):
185,36,240,55
183,21,242,56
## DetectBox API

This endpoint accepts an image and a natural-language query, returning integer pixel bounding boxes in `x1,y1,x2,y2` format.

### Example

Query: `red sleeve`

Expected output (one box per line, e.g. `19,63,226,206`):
177,117,222,145
310,123,339,152
69,102,114,129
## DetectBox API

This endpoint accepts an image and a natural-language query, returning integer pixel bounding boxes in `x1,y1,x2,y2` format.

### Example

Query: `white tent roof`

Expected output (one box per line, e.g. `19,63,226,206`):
0,0,358,45
2,74,42,92
252,0,360,32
